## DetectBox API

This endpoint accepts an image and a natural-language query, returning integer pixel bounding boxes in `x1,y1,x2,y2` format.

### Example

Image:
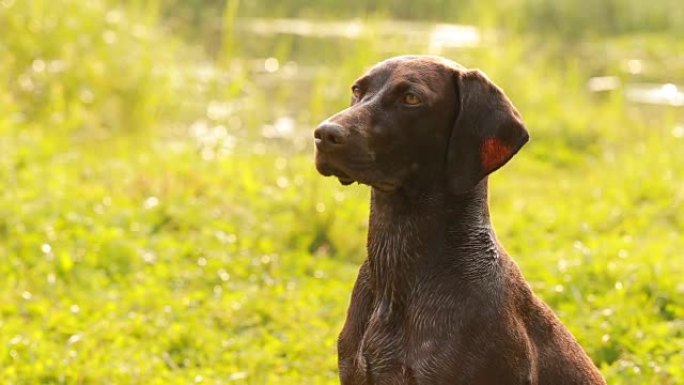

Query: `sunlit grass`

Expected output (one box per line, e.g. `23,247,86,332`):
1,0,683,384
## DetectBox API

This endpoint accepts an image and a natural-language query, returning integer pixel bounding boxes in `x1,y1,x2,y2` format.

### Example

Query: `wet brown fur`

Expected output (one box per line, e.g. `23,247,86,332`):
314,56,605,385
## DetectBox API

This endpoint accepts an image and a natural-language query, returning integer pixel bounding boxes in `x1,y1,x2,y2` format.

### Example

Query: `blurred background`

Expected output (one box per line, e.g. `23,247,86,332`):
1,0,683,383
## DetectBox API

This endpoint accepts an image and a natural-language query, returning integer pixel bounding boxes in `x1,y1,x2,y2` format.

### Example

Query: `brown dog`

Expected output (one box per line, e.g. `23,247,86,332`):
314,56,605,385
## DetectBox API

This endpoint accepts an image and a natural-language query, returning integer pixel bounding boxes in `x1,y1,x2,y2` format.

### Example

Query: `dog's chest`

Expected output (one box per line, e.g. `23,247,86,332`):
356,307,417,384
348,284,479,384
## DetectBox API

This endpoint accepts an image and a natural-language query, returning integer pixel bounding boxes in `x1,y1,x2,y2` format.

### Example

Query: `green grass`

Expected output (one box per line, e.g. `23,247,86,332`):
1,0,683,384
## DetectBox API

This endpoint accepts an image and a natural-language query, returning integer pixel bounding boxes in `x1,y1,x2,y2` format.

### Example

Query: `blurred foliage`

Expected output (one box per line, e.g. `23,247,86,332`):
1,0,683,384
235,0,684,38
0,0,186,135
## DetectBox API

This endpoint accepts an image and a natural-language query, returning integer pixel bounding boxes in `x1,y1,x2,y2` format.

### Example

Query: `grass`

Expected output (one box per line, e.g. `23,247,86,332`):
1,0,683,384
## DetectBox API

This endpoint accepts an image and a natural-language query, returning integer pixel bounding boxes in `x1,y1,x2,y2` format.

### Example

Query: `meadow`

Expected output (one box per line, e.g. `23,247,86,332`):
1,0,683,383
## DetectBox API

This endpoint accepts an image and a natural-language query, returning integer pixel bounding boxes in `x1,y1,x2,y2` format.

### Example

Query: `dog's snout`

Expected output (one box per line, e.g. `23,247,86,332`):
314,122,347,149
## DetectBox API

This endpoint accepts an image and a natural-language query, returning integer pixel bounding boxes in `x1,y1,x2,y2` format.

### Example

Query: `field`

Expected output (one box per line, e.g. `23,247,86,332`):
1,0,683,383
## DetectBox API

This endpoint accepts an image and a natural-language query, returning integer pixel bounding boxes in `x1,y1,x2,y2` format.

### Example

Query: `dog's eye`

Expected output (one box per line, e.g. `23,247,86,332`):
351,86,362,99
403,93,421,106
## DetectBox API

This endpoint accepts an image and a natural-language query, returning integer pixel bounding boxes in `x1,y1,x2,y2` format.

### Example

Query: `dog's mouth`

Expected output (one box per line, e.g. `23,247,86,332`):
315,160,355,185
337,172,396,192
326,164,355,185
315,158,399,192
336,173,355,186
315,145,403,191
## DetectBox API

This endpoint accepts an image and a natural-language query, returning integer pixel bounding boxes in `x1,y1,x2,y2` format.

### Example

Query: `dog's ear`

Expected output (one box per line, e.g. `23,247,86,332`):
447,69,529,194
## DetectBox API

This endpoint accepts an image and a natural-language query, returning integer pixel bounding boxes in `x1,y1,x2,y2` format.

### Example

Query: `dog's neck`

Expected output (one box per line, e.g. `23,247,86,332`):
367,179,498,313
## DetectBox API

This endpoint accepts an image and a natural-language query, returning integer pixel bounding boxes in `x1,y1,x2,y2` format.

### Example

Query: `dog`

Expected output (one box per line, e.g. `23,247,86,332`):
313,55,605,384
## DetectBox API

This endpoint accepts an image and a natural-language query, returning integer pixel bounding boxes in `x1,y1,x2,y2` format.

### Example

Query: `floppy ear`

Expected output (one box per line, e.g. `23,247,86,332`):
447,69,529,194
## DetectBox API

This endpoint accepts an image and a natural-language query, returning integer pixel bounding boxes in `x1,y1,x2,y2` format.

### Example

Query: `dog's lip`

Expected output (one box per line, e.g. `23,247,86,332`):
371,182,399,193
316,154,398,191
329,168,355,185
316,157,354,182
338,176,355,185
326,167,398,191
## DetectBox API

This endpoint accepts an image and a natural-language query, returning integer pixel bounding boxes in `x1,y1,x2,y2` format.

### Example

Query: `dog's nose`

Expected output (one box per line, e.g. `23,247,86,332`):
314,122,346,149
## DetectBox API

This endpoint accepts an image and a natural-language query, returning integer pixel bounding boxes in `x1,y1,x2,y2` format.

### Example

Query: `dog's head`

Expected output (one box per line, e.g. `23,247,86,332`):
314,55,528,194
